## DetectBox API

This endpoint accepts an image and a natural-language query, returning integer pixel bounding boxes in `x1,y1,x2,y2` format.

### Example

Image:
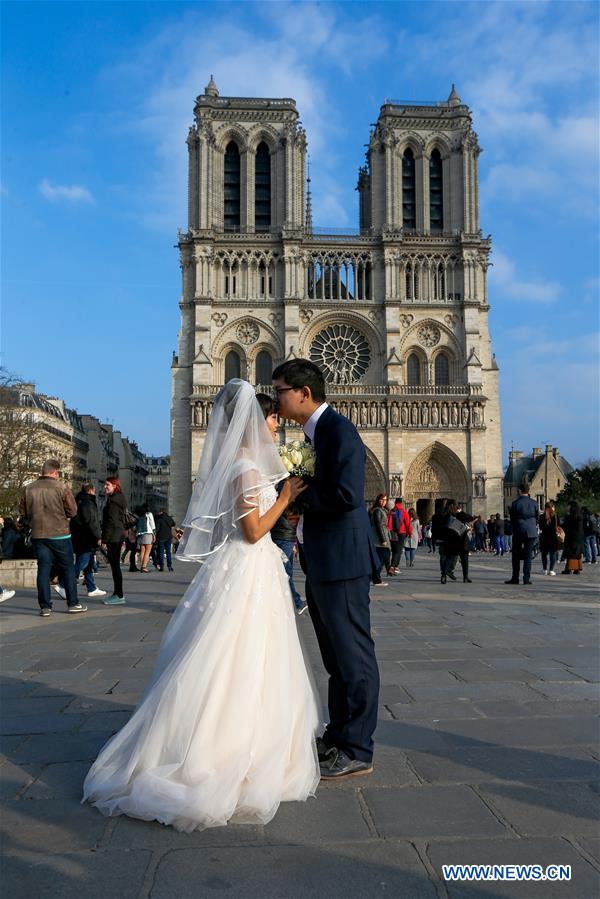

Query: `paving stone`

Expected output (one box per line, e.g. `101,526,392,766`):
0,714,85,736
110,815,262,848
264,791,371,843
362,785,506,838
478,782,599,837
374,719,453,751
0,849,151,899
21,761,90,799
388,700,483,721
407,746,600,785
9,732,108,764
427,837,600,898
0,800,109,852
150,841,437,898
404,683,543,702
531,682,600,701
432,716,600,749
78,710,132,733
0,761,41,799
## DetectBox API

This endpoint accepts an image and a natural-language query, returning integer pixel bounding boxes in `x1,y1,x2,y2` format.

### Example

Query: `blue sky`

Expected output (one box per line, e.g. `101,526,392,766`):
1,0,599,465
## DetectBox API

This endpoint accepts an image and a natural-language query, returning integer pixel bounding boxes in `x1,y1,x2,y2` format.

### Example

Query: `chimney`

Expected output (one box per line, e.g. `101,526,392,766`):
509,450,523,463
553,447,559,459
532,447,542,459
545,444,552,454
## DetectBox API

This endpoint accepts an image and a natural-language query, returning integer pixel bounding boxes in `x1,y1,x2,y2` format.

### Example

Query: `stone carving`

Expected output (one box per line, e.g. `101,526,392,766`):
461,405,469,426
310,323,371,385
360,403,369,426
399,314,414,328
431,404,439,427
390,403,400,426
411,404,419,426
473,474,485,497
299,309,313,324
417,324,441,347
236,320,260,345
268,312,283,324
211,312,228,327
350,403,358,425
370,403,378,426
451,404,459,426
441,404,449,426
368,310,382,323
401,404,409,426
444,314,457,326
379,404,387,427
421,404,429,427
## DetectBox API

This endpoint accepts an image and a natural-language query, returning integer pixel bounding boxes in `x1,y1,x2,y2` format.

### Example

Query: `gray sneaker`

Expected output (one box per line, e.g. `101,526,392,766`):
67,604,88,614
39,608,52,617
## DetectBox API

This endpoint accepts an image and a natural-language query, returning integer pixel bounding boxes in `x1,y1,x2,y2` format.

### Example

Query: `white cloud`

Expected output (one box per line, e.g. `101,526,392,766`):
39,179,94,204
490,250,560,304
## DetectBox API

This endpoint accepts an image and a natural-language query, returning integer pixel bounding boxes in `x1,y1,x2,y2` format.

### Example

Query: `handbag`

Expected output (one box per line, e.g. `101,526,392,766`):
123,508,137,530
555,525,565,545
446,515,468,539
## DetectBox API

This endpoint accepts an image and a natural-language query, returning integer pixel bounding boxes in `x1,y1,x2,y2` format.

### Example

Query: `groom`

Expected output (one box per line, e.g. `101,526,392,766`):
273,359,380,778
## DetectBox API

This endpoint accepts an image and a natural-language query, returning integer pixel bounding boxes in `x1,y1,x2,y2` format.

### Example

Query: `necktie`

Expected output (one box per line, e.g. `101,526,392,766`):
304,434,312,445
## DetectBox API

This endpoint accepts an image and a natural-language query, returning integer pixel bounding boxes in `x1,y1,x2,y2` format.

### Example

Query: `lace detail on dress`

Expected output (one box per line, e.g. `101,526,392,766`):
258,485,278,517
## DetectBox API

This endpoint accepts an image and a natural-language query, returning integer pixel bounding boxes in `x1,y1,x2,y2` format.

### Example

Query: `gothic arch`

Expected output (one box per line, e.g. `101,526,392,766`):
300,310,384,384
400,318,461,360
211,316,284,364
246,124,279,154
396,132,425,158
215,124,249,153
403,442,469,510
219,342,247,382
364,447,387,504
424,134,452,160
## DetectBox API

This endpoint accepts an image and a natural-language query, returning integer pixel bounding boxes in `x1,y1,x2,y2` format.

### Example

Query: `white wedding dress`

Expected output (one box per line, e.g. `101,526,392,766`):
83,485,321,832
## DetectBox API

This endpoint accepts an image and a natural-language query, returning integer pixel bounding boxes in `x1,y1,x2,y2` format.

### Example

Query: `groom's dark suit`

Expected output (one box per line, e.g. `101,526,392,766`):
301,405,380,763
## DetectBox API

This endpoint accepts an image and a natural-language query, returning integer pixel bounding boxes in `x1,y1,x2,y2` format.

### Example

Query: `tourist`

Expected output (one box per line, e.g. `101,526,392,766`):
504,515,513,552
431,499,452,580
423,520,433,553
19,459,87,616
0,528,16,603
69,482,106,598
404,508,420,567
135,505,156,573
387,499,400,572
493,513,505,555
101,477,127,604
122,526,138,572
473,515,487,552
505,481,539,585
369,493,393,577
0,517,21,559
391,497,411,569
155,510,176,572
561,501,584,575
539,501,559,576
582,507,598,564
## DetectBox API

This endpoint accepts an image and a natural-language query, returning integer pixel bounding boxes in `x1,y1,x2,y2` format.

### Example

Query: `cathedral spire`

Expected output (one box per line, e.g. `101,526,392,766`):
205,75,219,97
448,84,461,107
305,157,313,235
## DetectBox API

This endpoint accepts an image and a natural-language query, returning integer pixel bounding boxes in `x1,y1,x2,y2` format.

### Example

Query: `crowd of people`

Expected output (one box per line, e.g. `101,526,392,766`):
0,460,182,614
1,457,598,612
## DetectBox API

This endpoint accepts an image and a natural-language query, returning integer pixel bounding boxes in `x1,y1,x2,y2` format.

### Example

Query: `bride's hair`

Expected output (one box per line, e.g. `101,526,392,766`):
255,392,276,419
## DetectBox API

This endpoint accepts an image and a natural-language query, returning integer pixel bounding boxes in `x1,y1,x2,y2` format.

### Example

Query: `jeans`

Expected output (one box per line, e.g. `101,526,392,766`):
374,545,391,576
494,535,505,555
584,535,598,563
273,539,303,609
404,547,416,566
106,542,124,598
391,534,406,568
439,544,457,576
33,537,78,609
157,539,173,570
541,548,557,572
76,550,97,592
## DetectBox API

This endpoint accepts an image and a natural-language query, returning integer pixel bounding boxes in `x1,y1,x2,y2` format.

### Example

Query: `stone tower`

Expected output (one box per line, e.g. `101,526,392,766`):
170,79,503,524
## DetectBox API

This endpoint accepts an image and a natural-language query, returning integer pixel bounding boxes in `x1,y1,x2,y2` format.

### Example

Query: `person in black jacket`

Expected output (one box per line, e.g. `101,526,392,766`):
506,482,539,585
440,500,474,584
562,501,584,574
70,483,106,598
155,511,176,572
101,477,127,604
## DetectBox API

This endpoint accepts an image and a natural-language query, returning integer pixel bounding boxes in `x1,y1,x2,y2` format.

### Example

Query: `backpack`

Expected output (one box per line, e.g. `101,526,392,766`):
392,507,408,536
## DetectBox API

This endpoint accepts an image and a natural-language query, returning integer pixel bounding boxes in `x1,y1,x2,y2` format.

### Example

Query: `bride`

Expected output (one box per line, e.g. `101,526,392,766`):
83,379,321,832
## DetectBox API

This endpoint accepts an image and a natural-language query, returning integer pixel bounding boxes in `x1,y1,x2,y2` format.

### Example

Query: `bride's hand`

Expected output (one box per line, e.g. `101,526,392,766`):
280,476,307,505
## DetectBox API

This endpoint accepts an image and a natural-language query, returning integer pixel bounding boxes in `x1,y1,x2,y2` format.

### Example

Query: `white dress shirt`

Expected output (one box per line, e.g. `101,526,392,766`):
303,402,329,443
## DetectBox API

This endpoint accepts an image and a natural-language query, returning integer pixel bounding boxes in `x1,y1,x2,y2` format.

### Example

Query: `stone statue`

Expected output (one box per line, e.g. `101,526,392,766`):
390,403,400,426
461,405,469,426
451,404,459,426
360,403,368,426
379,404,388,427
370,403,378,426
401,404,409,426
421,404,429,427
431,404,439,427
350,403,358,425
441,404,449,426
411,404,419,426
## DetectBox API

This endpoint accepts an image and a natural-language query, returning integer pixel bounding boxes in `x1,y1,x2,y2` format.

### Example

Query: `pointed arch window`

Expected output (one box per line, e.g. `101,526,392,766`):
224,142,241,232
429,149,443,233
402,148,416,230
225,349,241,382
407,353,421,386
255,142,271,232
434,353,450,385
255,350,272,385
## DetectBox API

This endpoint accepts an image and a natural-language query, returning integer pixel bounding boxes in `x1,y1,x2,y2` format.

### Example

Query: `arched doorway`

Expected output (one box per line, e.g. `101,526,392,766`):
364,448,387,505
404,442,469,521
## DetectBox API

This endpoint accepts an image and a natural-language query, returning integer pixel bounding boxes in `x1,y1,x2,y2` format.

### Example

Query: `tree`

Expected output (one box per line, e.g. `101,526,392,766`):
0,369,50,516
555,459,600,514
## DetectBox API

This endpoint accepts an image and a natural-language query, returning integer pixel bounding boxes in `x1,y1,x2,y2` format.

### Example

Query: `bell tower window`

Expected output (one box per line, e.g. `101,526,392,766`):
429,149,443,233
434,353,450,385
224,349,241,382
255,142,271,232
255,350,272,384
407,353,421,386
402,148,416,230
224,141,241,232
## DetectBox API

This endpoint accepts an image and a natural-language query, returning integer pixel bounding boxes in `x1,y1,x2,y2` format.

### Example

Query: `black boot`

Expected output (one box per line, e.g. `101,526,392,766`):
441,574,446,584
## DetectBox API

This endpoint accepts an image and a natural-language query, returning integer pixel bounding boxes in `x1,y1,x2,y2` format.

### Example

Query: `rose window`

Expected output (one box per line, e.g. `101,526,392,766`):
310,324,371,384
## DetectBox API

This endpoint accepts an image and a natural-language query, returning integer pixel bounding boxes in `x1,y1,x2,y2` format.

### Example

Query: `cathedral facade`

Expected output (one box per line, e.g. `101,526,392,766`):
169,78,503,524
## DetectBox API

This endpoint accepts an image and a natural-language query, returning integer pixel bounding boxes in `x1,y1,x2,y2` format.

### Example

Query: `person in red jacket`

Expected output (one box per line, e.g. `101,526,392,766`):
390,497,412,570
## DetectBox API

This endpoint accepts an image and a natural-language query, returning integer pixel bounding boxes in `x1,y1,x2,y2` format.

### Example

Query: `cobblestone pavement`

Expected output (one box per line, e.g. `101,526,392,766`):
1,549,599,898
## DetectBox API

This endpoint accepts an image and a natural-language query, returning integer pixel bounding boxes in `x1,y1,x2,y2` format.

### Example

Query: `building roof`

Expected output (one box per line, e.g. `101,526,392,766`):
504,448,573,486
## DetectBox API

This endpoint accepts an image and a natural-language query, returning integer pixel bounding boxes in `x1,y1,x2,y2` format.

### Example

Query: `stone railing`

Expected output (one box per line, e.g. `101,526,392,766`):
191,383,483,398
190,386,485,431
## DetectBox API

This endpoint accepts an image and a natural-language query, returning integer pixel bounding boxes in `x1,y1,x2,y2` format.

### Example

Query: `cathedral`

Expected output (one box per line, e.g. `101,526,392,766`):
169,77,503,524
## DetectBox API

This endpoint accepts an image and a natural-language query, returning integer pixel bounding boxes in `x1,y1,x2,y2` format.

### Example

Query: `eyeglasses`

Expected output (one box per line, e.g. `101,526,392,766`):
273,386,299,396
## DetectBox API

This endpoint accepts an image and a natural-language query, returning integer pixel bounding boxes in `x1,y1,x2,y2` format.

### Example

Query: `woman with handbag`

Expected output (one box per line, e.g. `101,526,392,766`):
561,501,584,575
101,477,128,605
369,493,393,577
539,502,559,575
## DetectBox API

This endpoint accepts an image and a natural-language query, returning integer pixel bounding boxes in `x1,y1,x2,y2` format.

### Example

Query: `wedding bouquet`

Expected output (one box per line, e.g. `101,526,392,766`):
278,440,316,478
